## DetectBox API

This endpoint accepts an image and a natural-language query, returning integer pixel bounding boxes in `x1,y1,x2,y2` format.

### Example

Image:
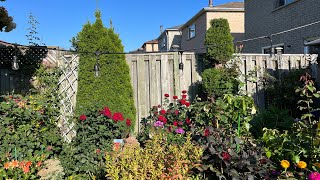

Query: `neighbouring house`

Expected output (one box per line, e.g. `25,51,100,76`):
157,25,182,52
244,0,320,54
140,39,159,52
179,1,245,53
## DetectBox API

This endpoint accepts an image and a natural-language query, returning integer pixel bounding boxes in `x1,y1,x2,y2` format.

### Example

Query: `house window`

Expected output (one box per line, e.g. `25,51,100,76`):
188,24,196,39
276,0,295,8
162,37,166,48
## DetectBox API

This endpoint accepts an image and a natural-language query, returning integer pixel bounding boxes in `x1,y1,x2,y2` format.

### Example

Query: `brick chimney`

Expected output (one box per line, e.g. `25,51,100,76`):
209,0,213,7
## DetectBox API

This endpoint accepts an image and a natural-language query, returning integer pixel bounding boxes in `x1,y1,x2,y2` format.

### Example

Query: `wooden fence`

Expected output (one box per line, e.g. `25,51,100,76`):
1,50,318,134
125,52,205,132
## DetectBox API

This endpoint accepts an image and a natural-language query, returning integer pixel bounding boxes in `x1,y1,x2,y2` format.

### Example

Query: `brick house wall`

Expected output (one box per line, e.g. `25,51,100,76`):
244,0,320,54
180,9,244,53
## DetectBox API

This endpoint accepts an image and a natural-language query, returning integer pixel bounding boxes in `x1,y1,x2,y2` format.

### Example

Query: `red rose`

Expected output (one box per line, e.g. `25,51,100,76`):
158,116,167,123
185,101,190,107
182,90,187,94
173,121,178,126
79,114,87,121
204,128,210,137
180,99,186,105
186,118,191,125
174,110,179,115
222,152,231,161
103,107,112,118
164,94,169,98
173,95,178,100
126,119,131,126
112,112,124,122
182,95,187,99
160,109,166,115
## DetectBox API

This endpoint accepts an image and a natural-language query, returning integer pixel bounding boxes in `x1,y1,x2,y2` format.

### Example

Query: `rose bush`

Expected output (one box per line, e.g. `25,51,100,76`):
60,106,132,179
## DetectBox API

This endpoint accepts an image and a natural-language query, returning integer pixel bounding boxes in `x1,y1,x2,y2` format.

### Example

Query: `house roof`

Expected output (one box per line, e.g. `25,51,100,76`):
167,24,183,30
215,2,244,8
179,1,244,30
144,39,158,44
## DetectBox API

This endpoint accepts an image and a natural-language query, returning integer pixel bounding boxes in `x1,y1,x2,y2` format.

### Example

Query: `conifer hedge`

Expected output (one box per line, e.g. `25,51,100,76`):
204,18,234,65
73,11,136,127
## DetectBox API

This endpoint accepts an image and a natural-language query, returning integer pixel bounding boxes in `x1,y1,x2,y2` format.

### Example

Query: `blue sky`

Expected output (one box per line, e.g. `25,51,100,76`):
0,0,242,52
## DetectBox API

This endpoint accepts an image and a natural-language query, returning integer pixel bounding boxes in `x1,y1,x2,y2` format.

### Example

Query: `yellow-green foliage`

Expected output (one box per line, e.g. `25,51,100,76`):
105,131,203,179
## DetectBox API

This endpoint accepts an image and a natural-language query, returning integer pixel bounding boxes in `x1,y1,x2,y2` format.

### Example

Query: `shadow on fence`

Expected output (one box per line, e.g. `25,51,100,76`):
0,46,48,95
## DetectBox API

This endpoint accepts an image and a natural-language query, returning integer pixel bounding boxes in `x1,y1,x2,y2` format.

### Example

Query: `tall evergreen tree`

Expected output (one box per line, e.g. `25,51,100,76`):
0,0,16,32
204,18,234,66
74,11,136,128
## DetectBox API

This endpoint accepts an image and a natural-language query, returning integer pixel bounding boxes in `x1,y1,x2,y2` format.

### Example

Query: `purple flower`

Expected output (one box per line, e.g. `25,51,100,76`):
153,121,164,128
175,127,185,134
308,172,320,180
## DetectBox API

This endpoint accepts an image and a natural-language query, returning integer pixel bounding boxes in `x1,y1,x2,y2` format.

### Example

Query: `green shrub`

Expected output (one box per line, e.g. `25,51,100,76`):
0,66,63,161
60,105,131,179
201,68,240,100
264,69,306,118
73,11,136,128
249,107,294,138
204,18,234,65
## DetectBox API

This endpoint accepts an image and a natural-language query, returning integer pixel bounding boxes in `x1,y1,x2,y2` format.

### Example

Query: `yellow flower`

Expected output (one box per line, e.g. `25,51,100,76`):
314,163,320,168
281,160,290,169
297,161,307,169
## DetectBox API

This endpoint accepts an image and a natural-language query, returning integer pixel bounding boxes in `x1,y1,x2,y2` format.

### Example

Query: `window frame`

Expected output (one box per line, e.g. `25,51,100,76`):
188,23,196,39
262,43,285,54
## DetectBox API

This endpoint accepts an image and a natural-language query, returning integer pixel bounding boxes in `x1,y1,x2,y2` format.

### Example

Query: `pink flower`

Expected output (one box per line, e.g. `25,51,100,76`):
112,112,124,122
164,94,169,98
79,114,87,121
154,121,164,128
175,127,185,134
160,109,166,115
173,95,178,100
309,172,320,180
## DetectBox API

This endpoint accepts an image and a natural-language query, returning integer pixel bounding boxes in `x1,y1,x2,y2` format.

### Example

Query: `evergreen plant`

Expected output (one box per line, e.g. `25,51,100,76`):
73,11,136,128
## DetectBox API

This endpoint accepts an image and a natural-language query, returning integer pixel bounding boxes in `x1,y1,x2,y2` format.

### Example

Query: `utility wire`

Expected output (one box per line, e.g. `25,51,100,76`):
0,19,320,55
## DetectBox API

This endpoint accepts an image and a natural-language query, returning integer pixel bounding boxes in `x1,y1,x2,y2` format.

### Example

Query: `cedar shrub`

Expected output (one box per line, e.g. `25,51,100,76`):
73,11,136,129
204,18,234,66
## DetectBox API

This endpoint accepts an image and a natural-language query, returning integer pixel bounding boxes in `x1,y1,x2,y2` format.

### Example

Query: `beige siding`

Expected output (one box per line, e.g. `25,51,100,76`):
206,11,244,33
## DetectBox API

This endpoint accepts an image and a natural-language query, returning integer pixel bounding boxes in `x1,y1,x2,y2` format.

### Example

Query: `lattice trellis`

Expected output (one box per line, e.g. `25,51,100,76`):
45,50,79,142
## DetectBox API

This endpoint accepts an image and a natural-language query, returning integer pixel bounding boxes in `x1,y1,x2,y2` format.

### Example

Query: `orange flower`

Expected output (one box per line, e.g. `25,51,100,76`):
4,162,10,169
36,161,42,167
11,160,19,168
25,161,32,167
281,160,290,169
19,161,25,168
22,166,30,174
297,161,307,169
